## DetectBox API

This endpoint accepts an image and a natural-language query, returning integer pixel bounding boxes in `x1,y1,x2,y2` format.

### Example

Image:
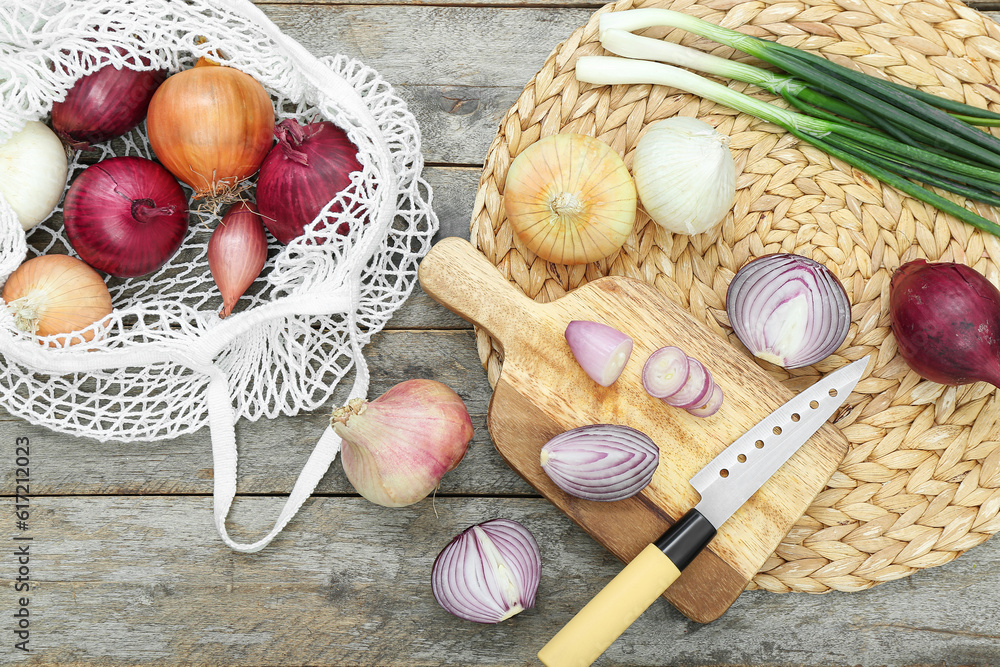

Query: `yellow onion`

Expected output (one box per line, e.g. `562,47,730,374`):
146,62,274,199
2,254,112,345
503,133,636,265
331,379,473,507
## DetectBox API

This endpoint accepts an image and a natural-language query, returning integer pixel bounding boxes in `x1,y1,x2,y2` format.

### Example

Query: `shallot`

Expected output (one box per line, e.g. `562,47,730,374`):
540,424,659,501
330,379,473,507
890,259,1000,387
62,156,189,278
432,518,541,624
642,346,723,417
208,202,268,318
564,320,633,387
2,254,112,345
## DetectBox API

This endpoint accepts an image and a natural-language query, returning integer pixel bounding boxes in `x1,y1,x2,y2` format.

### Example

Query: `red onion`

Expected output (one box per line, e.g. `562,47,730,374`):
51,48,167,150
432,519,541,624
255,118,362,244
62,156,189,278
209,202,268,318
564,320,633,387
726,253,851,369
890,259,1000,387
540,424,658,502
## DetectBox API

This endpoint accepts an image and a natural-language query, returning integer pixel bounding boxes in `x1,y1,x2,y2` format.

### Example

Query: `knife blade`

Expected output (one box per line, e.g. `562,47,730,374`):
537,356,869,667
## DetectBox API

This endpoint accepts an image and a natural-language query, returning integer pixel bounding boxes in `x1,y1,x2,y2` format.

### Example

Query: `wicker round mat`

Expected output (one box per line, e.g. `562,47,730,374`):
469,0,1000,593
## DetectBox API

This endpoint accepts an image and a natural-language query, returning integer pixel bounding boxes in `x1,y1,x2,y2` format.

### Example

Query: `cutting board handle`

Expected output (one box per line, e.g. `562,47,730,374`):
418,237,538,349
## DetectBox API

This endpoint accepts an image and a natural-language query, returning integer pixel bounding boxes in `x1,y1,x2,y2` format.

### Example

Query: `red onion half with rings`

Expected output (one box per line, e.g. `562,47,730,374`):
62,156,189,278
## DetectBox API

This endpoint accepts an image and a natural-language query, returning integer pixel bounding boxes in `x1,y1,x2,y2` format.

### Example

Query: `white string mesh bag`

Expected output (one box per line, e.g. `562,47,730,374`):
0,0,438,551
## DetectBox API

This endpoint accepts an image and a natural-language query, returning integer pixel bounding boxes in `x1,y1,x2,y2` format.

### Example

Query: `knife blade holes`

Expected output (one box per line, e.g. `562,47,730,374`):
791,413,800,422
809,400,819,409
737,454,747,463
829,389,838,397
720,469,729,478
772,426,782,435
755,440,764,449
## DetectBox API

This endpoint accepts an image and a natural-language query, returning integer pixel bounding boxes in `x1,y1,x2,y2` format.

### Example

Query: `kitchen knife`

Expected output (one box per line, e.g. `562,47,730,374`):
537,356,868,667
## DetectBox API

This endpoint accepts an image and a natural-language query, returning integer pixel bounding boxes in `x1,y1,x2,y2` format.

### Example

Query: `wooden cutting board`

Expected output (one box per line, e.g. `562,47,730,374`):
418,237,851,623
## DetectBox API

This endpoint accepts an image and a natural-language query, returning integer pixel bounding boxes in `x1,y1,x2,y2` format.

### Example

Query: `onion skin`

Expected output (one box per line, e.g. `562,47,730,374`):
0,121,69,231
331,379,473,507
209,202,268,318
540,424,659,501
890,259,1000,387
432,518,541,624
504,133,637,265
51,48,167,150
256,119,363,244
146,63,274,199
726,253,851,369
564,320,633,387
2,254,112,346
62,156,189,278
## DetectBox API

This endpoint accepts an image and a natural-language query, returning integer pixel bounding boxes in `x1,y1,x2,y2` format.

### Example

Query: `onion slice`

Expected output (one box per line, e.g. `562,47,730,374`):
564,320,633,387
726,253,851,369
642,346,688,397
540,424,659,501
661,357,713,409
687,383,724,418
431,519,541,624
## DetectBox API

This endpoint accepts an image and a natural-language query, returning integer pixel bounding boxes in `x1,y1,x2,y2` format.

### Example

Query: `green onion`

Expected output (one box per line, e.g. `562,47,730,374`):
575,55,1000,237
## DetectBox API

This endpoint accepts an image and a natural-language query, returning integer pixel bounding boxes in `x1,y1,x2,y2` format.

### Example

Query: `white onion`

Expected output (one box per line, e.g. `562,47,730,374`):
631,116,736,235
0,121,69,231
726,253,851,368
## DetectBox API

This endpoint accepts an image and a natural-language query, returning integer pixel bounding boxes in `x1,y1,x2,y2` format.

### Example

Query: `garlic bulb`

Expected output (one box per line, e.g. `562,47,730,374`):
631,116,736,235
331,379,474,507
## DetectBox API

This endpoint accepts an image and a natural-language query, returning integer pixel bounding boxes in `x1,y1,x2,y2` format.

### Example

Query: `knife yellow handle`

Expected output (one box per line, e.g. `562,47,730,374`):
538,508,717,667
538,543,680,667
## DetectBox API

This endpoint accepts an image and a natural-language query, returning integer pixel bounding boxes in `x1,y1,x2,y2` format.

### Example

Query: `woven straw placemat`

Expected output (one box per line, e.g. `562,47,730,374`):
469,0,1000,593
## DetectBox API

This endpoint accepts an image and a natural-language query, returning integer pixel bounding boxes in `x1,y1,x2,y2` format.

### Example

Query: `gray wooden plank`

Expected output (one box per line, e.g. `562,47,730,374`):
6,495,1000,666
0,330,534,497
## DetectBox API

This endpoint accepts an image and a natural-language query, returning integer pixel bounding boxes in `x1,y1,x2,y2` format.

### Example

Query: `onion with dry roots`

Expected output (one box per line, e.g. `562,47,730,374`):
2,254,113,346
503,133,637,265
146,61,274,200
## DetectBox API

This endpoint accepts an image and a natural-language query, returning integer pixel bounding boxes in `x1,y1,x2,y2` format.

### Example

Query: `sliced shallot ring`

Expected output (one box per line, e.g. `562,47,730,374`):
662,358,712,408
642,346,689,398
687,383,724,418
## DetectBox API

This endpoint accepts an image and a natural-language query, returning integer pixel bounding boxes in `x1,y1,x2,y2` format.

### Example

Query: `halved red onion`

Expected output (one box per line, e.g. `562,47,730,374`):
540,424,659,501
642,346,688,398
687,383,724,418
431,519,540,624
726,253,851,369
662,358,713,409
564,320,633,387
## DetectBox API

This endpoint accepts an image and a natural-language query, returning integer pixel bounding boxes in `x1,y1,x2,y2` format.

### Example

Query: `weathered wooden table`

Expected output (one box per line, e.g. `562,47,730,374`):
5,1,1000,665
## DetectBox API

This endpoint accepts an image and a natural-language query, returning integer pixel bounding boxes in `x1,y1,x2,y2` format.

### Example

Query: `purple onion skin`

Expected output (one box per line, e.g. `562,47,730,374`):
890,259,1000,387
540,424,659,502
52,48,167,150
256,119,362,244
431,519,541,624
63,156,189,278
